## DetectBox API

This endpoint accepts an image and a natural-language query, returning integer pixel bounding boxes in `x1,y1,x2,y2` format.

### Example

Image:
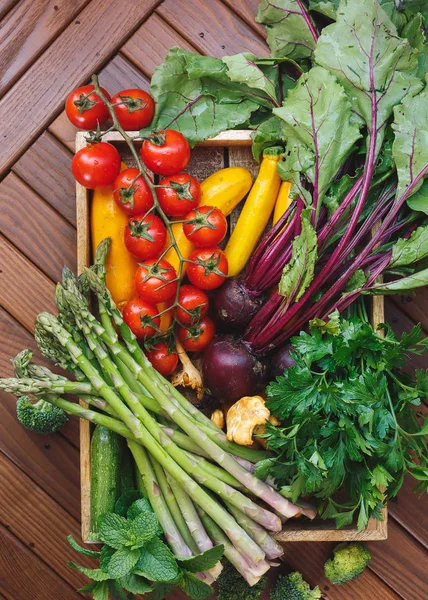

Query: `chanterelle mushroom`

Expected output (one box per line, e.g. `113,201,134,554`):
226,395,270,446
210,408,225,430
171,338,204,401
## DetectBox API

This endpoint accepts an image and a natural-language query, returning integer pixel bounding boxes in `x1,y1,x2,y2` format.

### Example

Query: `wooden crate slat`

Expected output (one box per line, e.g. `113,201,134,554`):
157,0,269,58
0,0,161,175
0,452,91,590
0,235,56,332
122,12,198,78
12,131,76,226
0,0,89,98
0,173,76,282
0,524,81,600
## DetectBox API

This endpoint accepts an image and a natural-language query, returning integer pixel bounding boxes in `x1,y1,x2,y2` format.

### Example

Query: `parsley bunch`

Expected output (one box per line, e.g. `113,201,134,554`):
67,491,223,600
258,318,428,530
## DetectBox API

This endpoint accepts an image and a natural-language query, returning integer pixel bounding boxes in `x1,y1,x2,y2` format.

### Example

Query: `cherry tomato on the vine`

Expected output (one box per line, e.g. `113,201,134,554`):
177,316,215,352
113,168,153,216
124,213,166,260
141,130,191,176
183,206,227,247
135,259,178,304
122,298,160,339
157,173,201,217
72,142,121,189
65,85,111,130
187,247,228,290
176,285,209,326
112,89,155,130
145,342,178,377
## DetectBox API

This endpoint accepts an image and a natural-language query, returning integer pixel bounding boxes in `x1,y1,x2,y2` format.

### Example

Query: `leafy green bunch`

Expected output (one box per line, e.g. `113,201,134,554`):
257,317,428,530
68,492,223,600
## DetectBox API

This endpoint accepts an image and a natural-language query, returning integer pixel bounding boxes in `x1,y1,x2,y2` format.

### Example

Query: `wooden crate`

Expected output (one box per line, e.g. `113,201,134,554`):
76,130,387,543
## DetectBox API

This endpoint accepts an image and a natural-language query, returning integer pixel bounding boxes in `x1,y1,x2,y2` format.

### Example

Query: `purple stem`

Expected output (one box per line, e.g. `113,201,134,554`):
296,0,319,43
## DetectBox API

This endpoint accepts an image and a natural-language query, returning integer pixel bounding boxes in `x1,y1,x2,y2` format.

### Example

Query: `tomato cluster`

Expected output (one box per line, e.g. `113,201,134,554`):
66,82,230,377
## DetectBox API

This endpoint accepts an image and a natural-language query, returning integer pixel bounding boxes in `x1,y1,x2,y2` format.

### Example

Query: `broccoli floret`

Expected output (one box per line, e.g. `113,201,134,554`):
324,542,371,585
270,571,321,600
217,560,267,600
16,395,68,434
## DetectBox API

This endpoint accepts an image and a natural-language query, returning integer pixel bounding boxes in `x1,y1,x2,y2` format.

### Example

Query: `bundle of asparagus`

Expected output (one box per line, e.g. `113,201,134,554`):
0,239,315,586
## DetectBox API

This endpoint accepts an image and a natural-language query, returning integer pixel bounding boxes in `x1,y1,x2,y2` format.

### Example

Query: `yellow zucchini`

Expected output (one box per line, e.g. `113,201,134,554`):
273,181,292,225
225,148,282,277
91,163,138,306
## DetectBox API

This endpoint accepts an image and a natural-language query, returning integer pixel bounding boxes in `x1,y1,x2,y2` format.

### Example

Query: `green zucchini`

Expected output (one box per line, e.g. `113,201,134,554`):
89,425,122,540
120,444,136,495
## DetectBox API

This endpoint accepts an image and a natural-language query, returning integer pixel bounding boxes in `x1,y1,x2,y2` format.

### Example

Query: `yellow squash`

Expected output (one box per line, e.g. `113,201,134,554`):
164,166,253,279
273,181,292,225
225,148,282,277
91,163,138,306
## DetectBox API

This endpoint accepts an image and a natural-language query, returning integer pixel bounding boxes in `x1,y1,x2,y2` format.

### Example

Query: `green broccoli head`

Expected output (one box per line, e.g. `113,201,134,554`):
16,396,68,434
324,542,371,585
217,560,268,600
270,571,321,600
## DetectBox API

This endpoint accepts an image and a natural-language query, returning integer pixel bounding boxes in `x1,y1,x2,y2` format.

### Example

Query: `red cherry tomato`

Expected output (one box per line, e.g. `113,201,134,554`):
72,142,121,189
146,342,178,377
122,298,160,339
124,213,166,260
135,259,178,304
112,89,155,130
183,206,227,247
187,247,228,290
65,85,111,130
157,173,201,217
177,285,209,326
177,316,215,352
113,168,154,216
141,130,191,176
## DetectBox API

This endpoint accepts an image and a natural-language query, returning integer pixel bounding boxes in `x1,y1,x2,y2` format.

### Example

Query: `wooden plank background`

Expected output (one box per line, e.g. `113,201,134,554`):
0,1,426,599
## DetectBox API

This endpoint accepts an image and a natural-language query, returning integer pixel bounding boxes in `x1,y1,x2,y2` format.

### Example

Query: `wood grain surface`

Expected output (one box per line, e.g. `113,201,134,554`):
0,1,426,599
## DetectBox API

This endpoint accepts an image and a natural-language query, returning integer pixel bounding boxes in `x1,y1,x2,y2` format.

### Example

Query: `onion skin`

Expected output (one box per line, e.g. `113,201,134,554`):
202,335,268,401
270,343,296,379
214,277,264,330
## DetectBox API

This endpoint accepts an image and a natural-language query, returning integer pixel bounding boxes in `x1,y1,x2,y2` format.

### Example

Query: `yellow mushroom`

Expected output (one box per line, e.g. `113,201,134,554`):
253,415,281,449
210,408,225,430
171,339,204,401
226,395,271,446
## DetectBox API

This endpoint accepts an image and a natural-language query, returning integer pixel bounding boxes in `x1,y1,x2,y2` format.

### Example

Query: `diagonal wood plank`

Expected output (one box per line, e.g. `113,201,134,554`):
49,52,151,152
0,305,79,447
0,452,91,590
392,290,428,334
222,0,266,37
368,520,428,600
389,476,428,550
12,131,76,226
0,0,19,20
0,173,76,282
157,0,269,57
385,298,428,370
0,0,162,175
0,524,81,600
0,236,56,332
0,0,89,98
122,12,198,78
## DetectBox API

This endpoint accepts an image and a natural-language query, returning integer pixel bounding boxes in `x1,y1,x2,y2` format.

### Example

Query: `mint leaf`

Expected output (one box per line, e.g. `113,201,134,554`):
274,66,361,204
127,497,153,520
179,571,213,600
136,537,179,582
149,48,263,144
78,581,98,593
93,581,109,600
223,53,279,104
177,545,224,573
108,580,129,600
67,562,111,581
149,583,177,600
107,547,141,579
120,574,154,594
279,209,318,302
98,513,130,549
256,0,318,60
115,490,142,517
67,534,101,558
100,545,116,571
392,85,428,201
126,511,159,548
